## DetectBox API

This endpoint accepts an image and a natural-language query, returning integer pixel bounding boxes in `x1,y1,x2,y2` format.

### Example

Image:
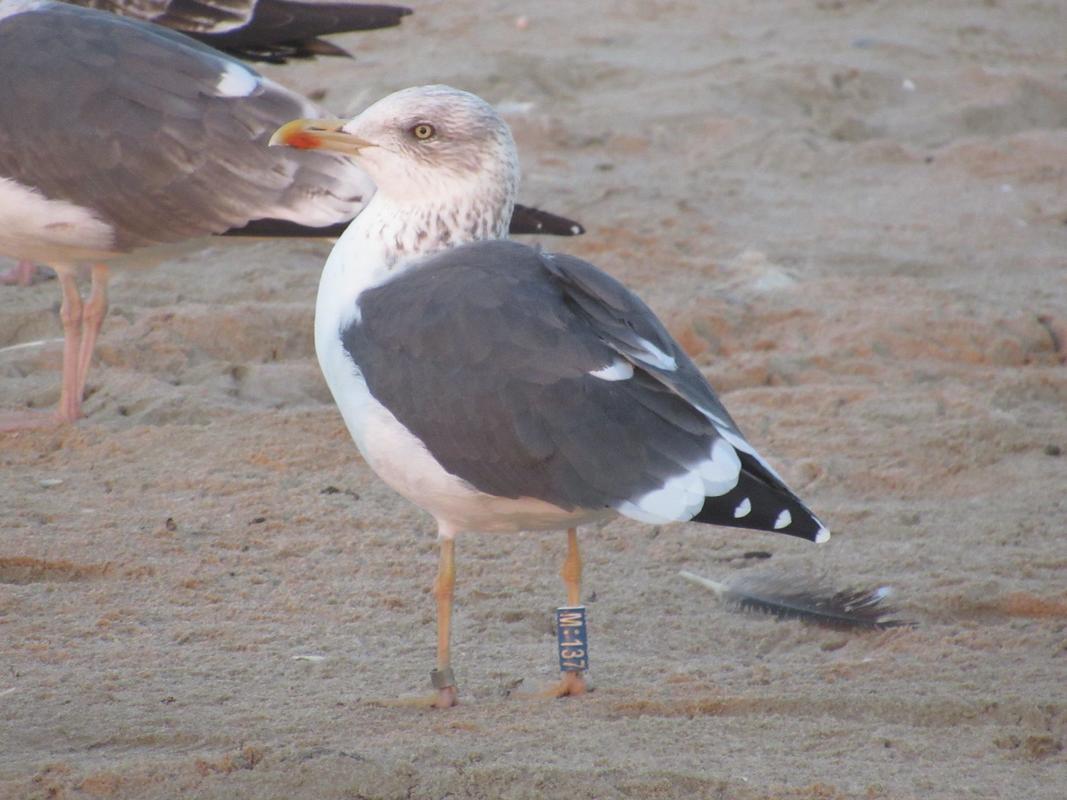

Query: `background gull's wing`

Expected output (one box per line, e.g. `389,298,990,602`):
68,0,412,63
0,2,373,254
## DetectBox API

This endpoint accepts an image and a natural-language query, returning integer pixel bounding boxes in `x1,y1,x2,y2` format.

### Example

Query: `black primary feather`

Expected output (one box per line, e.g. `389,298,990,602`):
507,204,585,236
69,1,413,64
679,570,915,631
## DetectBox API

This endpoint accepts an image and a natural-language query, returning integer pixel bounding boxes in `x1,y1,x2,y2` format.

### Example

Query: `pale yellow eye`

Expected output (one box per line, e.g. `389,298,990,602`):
412,123,435,140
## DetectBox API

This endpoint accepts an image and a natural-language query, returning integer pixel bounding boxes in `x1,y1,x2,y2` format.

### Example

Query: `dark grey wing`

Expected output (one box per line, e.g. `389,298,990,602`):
538,250,745,435
344,239,827,542
71,0,411,62
541,250,828,540
0,3,372,251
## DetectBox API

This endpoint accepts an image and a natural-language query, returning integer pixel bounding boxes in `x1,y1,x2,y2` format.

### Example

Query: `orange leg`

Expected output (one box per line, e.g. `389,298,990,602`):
55,270,85,423
562,527,582,607
528,528,588,700
74,264,109,405
554,528,588,696
376,535,458,709
430,537,458,708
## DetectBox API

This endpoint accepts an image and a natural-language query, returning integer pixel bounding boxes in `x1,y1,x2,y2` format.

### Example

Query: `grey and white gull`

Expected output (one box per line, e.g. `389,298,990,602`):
0,1,582,427
271,85,830,708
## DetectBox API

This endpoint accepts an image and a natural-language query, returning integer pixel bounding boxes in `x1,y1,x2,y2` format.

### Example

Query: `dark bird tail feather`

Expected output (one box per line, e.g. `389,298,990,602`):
680,571,915,631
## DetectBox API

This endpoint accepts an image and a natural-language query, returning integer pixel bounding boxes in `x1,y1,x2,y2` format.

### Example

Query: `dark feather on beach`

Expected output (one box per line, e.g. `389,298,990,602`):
679,570,915,630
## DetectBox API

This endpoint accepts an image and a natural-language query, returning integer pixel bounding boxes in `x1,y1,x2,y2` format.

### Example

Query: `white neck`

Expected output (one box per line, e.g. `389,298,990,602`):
320,179,512,304
313,180,514,372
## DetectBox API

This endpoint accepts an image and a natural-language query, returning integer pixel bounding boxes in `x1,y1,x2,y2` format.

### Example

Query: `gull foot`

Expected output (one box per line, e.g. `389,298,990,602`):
374,686,458,709
520,671,589,700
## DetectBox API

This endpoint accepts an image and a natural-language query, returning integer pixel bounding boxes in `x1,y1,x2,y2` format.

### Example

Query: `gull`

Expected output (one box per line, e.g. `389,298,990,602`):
1,0,412,286
0,2,582,428
270,85,830,708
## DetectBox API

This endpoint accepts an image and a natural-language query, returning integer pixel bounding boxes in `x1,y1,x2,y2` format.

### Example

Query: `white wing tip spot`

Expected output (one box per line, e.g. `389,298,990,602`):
589,358,634,382
815,526,831,544
773,509,792,530
733,497,752,518
215,62,259,98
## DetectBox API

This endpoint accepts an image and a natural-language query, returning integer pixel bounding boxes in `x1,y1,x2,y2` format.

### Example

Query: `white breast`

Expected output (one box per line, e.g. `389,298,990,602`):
314,220,608,538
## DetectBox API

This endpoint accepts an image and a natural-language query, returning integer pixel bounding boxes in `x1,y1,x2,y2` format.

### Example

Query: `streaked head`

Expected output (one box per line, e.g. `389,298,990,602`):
270,85,519,204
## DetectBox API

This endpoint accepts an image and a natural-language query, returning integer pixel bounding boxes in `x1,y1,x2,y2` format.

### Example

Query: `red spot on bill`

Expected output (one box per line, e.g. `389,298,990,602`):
285,132,323,150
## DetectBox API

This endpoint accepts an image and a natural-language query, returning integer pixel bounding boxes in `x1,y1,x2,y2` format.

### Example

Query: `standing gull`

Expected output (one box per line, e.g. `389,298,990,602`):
64,0,413,63
0,1,582,427
2,0,411,287
271,85,830,708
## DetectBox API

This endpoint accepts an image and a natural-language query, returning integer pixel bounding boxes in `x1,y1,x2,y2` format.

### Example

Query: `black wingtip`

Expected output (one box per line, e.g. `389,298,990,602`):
222,218,349,238
510,204,586,237
302,38,356,59
329,3,413,30
193,2,414,63
227,204,590,242
691,465,829,544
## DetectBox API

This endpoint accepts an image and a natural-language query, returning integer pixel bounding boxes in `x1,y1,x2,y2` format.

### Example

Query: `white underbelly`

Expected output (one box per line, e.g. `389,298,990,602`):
0,176,116,266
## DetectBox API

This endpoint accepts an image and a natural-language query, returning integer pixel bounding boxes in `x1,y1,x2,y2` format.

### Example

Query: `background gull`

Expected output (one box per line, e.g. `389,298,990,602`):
1,0,412,286
0,1,583,427
271,85,829,708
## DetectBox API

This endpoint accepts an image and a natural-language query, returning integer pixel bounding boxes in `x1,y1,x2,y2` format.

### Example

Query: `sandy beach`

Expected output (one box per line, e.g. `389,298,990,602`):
2,1,1066,797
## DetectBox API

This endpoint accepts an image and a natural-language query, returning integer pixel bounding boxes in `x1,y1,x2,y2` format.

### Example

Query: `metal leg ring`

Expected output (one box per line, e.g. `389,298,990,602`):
430,667,456,690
